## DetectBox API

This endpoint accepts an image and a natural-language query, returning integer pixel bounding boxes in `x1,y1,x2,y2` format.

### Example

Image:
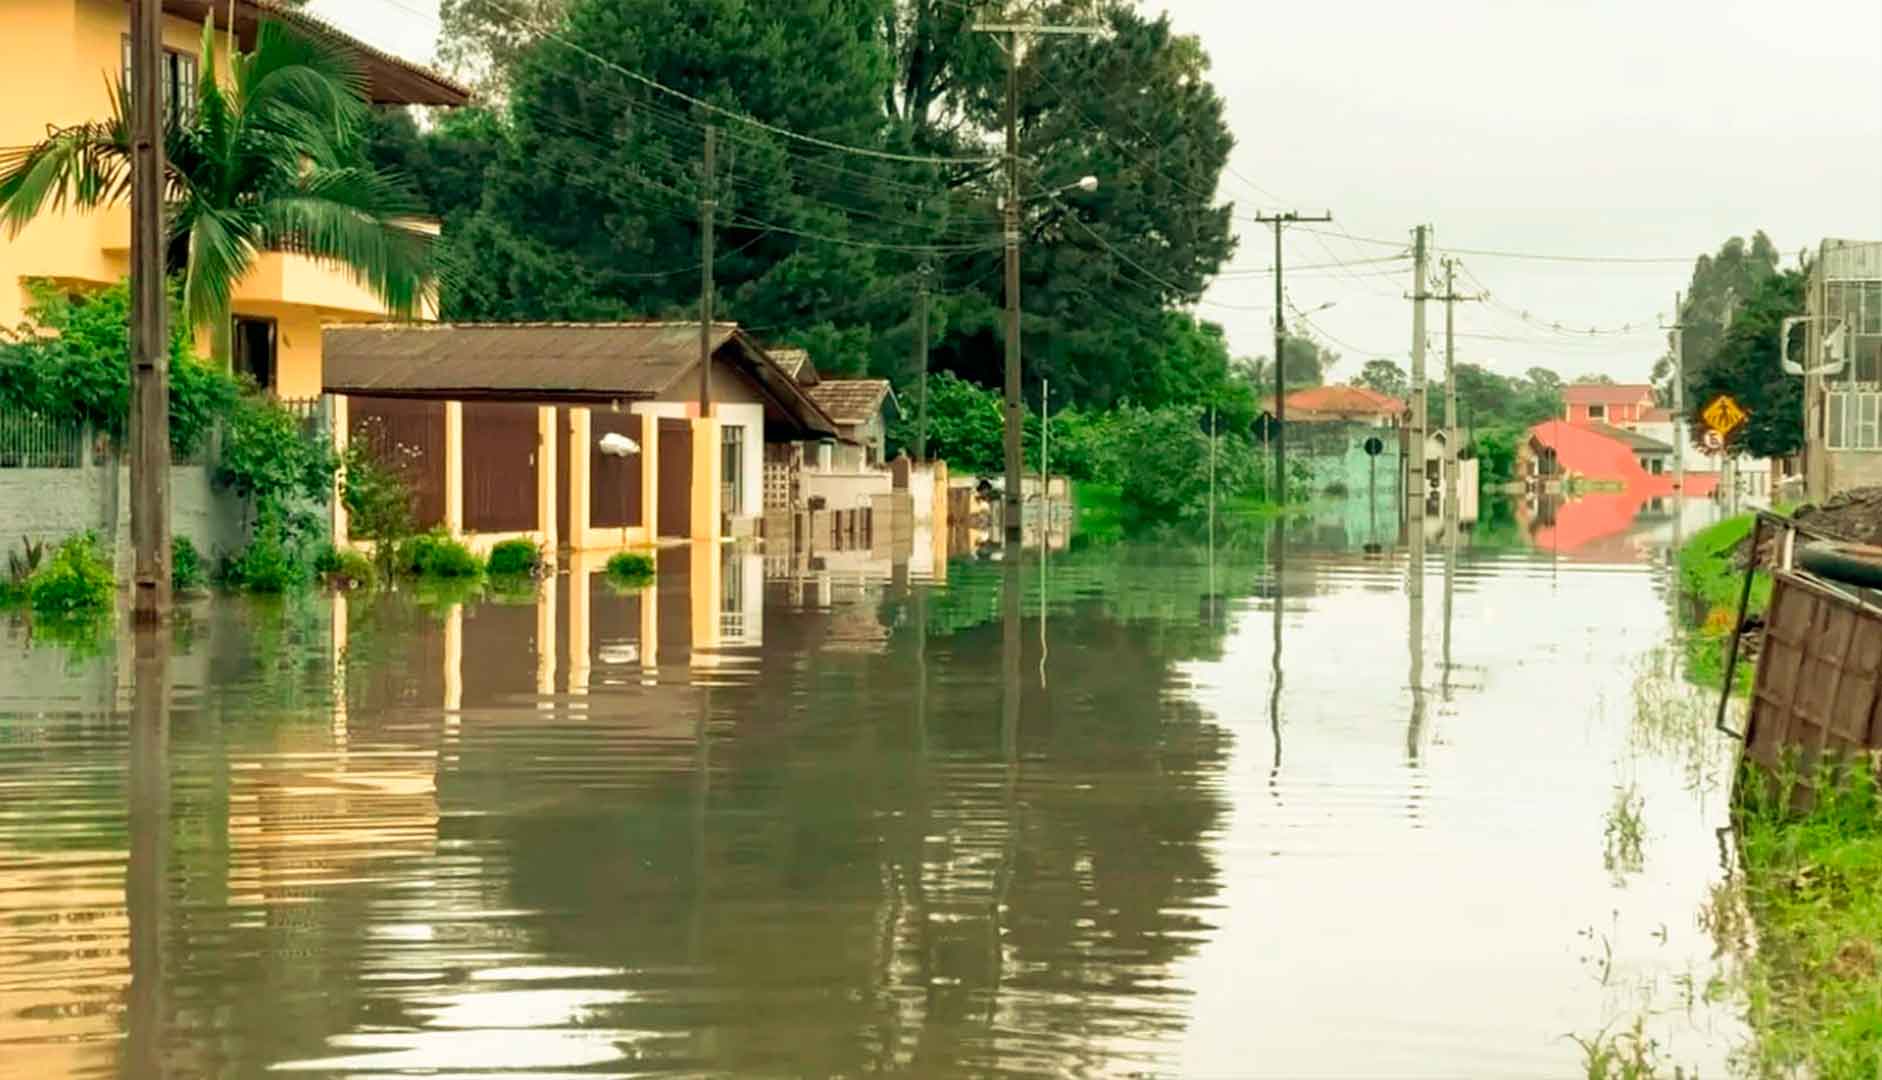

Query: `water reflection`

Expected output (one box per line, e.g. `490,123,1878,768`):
0,491,1748,1076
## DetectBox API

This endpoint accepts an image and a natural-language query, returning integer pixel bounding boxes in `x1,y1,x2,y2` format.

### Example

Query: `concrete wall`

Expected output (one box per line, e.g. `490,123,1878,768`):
0,454,248,573
804,470,893,512
1294,423,1404,500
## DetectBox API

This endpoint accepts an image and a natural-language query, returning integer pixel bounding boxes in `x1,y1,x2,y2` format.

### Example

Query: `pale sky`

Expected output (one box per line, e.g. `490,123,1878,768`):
312,0,1882,383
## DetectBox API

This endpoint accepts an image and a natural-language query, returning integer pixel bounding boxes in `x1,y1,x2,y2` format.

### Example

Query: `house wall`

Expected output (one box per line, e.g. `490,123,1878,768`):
0,453,249,573
1566,398,1653,425
804,470,893,513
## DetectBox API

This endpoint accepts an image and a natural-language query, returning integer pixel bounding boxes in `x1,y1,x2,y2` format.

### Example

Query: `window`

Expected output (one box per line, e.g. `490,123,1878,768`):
233,316,277,392
721,424,745,516
121,37,199,123
1828,391,1882,451
1587,403,1606,420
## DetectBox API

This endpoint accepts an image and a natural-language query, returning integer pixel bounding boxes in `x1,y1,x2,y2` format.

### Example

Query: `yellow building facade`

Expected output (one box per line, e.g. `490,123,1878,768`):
0,0,466,395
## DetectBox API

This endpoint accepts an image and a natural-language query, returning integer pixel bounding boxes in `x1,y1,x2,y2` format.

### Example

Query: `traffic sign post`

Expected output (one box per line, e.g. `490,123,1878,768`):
1701,394,1749,441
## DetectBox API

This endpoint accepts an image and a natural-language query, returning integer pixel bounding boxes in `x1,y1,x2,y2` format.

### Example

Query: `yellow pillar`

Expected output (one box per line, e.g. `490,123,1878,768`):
537,405,558,555
567,550,591,697
641,411,659,541
330,394,350,546
536,566,557,699
444,401,464,536
639,562,659,680
690,538,722,661
443,603,463,715
568,408,592,551
691,415,722,543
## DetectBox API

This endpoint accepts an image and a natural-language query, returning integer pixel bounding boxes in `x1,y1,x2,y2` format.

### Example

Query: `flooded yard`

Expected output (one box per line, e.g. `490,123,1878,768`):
0,497,1753,1076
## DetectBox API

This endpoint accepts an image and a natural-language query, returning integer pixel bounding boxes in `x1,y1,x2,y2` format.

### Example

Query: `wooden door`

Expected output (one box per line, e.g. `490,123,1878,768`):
657,418,692,539
463,402,538,533
349,396,446,529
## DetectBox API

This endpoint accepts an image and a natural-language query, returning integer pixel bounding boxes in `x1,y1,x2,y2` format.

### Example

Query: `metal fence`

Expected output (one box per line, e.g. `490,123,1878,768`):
0,409,89,468
277,396,328,440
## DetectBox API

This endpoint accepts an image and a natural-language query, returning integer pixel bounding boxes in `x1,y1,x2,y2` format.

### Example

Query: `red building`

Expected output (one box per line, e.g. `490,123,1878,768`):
1528,420,1718,497
1562,383,1657,426
1273,385,1406,425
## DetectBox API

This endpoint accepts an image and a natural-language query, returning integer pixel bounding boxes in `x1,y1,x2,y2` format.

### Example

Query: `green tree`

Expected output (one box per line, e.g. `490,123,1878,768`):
1686,269,1804,460
0,19,431,370
1352,358,1408,400
1250,334,1336,393
1656,232,1781,404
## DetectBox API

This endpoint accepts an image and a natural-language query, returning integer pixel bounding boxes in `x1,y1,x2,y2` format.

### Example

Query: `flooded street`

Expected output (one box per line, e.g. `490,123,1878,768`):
1,497,1752,1077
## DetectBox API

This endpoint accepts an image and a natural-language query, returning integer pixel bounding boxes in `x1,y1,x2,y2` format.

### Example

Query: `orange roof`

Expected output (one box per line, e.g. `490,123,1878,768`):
1281,385,1405,416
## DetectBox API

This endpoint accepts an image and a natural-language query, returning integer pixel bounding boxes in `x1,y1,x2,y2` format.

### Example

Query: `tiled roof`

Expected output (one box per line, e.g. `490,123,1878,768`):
769,348,812,380
164,0,471,106
1588,422,1674,453
806,379,894,425
1563,383,1655,406
325,322,739,396
1282,384,1406,416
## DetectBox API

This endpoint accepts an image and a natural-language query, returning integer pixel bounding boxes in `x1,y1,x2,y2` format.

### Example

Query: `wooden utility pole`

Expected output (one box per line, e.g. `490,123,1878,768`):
915,260,931,460
129,0,171,623
1671,290,1685,493
972,15,1101,545
698,124,716,416
1408,225,1431,520
1254,211,1333,504
1434,257,1482,514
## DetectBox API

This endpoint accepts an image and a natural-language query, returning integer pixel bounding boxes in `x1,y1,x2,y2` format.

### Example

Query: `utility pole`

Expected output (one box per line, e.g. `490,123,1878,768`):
973,15,1101,545
914,260,931,461
1671,291,1684,494
1254,211,1333,504
1434,257,1482,516
129,0,171,624
1408,225,1431,521
698,124,716,416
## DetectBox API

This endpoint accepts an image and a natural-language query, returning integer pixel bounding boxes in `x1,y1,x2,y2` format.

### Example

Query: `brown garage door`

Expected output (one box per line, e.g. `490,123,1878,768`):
590,411,644,528
657,418,692,539
349,396,446,529
463,402,539,533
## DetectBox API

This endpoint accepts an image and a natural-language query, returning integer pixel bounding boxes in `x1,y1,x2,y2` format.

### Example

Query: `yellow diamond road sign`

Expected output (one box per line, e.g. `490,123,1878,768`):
1701,394,1749,438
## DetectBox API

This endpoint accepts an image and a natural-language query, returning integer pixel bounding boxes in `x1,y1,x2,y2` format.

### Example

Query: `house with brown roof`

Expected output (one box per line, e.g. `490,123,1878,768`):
1274,385,1406,425
804,378,899,470
323,322,837,553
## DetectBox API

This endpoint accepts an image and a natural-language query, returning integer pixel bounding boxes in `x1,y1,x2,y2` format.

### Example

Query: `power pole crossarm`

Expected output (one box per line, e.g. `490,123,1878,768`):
1254,210,1333,505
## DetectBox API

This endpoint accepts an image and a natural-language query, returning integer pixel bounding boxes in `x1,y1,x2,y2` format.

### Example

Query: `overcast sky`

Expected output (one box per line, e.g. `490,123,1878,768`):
313,0,1882,383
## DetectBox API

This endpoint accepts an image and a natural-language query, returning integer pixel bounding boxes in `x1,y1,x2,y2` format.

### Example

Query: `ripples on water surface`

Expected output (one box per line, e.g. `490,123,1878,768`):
0,501,1752,1077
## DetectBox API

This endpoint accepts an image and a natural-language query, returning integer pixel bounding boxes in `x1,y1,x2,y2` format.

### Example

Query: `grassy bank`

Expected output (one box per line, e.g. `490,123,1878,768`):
1676,514,1769,693
1730,765,1882,1077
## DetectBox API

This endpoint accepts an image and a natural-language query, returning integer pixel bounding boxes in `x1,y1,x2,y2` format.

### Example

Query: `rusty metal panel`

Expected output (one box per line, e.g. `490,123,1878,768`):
463,402,538,533
657,418,692,539
349,395,446,529
1747,570,1882,779
590,410,644,529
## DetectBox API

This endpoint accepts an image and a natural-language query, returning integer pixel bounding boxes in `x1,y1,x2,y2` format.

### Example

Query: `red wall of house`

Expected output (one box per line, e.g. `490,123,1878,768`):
1531,420,1719,497
1566,400,1650,425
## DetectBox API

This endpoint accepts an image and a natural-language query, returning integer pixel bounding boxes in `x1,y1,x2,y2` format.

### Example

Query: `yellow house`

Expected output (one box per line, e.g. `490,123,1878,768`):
0,0,468,397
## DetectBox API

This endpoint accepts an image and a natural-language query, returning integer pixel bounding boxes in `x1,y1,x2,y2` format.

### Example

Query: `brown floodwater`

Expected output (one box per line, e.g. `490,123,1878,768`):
0,497,1752,1077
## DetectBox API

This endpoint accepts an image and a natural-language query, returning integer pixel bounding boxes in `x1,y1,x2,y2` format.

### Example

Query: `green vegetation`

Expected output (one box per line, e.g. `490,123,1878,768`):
14,533,116,621
171,537,205,593
1730,761,1882,1077
604,551,655,588
1074,483,1125,544
1674,513,1769,692
220,525,310,594
487,539,544,577
400,530,484,579
1,536,46,606
314,546,376,590
0,17,429,368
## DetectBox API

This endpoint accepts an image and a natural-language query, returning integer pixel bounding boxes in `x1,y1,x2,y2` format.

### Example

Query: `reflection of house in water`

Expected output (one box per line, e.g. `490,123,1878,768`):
1517,489,1693,562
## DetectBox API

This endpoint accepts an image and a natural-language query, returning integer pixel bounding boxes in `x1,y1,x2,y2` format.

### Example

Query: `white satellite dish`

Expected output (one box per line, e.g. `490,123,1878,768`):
598,432,640,457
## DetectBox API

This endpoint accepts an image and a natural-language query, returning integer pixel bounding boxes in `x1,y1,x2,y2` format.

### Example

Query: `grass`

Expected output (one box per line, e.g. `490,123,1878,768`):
1675,513,1770,697
1729,759,1882,1078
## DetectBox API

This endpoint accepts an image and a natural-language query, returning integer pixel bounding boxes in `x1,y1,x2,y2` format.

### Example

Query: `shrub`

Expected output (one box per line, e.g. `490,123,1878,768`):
220,525,309,594
27,533,115,620
487,539,543,577
604,551,655,587
341,438,419,576
172,536,205,592
401,530,483,579
315,545,376,590
2,536,47,605
217,393,337,547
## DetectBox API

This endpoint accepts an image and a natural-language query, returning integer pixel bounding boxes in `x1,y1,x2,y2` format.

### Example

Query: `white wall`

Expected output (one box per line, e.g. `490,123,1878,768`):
803,470,892,512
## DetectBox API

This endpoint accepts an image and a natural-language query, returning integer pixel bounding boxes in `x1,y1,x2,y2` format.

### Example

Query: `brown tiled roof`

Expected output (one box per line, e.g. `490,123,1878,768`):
1563,383,1655,406
806,379,895,425
1587,422,1674,453
163,0,471,106
769,348,813,381
325,321,841,438
324,322,738,397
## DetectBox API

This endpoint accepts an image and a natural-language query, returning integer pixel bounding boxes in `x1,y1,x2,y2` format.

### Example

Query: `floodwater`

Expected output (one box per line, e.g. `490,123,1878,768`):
0,493,1755,1077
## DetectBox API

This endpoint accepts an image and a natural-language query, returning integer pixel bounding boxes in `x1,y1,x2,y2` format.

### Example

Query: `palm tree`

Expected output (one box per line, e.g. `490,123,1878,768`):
0,17,431,370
